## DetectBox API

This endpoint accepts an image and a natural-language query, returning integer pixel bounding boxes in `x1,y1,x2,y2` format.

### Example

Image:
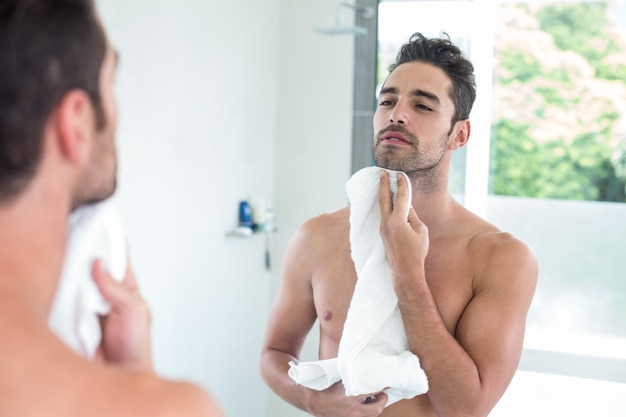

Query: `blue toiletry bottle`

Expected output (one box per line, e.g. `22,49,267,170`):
239,200,253,229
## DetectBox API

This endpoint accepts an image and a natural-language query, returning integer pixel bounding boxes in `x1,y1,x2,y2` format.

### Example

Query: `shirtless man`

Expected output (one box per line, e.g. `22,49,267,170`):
0,1,222,415
260,32,538,417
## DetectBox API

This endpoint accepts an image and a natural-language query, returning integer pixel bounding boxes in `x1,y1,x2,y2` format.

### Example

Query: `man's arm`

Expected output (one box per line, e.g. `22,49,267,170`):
92,258,152,370
260,217,388,417
260,219,320,411
87,258,223,416
379,171,538,417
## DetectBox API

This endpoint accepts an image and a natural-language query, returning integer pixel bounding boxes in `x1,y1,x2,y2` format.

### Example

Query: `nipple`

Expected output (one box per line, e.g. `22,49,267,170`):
322,310,333,321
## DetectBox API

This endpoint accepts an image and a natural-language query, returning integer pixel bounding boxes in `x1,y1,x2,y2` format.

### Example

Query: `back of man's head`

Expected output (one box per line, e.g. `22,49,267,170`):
0,0,106,203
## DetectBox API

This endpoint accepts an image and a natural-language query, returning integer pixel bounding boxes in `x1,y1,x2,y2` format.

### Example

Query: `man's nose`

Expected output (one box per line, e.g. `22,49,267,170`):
389,100,408,124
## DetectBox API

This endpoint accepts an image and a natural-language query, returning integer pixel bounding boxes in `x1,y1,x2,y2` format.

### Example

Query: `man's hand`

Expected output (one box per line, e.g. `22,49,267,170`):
92,258,153,371
305,382,387,417
378,170,429,280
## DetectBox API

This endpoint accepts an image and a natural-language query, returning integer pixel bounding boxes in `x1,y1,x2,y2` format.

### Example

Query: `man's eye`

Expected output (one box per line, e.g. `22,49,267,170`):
379,100,393,106
416,104,432,111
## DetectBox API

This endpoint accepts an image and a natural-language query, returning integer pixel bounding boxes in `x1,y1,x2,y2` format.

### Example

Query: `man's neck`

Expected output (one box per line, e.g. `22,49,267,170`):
410,187,459,233
404,162,459,233
0,188,70,320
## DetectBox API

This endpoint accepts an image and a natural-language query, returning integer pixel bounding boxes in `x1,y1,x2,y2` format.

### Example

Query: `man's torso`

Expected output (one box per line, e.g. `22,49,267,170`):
307,206,501,416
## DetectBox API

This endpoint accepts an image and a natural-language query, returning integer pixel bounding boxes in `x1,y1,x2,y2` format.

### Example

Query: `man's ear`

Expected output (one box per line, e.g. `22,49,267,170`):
448,119,471,150
53,90,93,164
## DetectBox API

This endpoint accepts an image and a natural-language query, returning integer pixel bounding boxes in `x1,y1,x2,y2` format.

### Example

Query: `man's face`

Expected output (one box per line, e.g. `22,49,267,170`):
372,61,456,174
72,40,119,208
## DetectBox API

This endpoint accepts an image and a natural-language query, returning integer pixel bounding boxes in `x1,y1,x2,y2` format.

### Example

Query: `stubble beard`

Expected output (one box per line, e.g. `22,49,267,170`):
70,121,118,212
71,166,117,212
373,130,449,194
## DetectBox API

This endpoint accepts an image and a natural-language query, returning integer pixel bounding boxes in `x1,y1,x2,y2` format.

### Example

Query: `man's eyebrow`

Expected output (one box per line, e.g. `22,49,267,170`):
410,88,441,105
379,86,441,105
379,86,398,96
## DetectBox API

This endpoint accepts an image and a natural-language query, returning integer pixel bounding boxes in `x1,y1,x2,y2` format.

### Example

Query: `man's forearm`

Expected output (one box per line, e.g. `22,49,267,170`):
260,349,312,413
395,274,484,417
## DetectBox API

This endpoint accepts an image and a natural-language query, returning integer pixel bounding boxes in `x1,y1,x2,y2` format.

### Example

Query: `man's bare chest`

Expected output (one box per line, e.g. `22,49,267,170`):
311,237,475,343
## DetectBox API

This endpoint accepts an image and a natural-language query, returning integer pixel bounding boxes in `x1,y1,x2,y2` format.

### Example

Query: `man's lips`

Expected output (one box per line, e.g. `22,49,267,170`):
380,131,412,145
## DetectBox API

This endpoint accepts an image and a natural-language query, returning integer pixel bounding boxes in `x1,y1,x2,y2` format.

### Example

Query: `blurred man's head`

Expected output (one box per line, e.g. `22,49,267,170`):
0,0,119,208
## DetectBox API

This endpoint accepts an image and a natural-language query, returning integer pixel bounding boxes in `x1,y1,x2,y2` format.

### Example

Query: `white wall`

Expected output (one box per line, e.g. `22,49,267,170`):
99,1,279,416
97,1,355,417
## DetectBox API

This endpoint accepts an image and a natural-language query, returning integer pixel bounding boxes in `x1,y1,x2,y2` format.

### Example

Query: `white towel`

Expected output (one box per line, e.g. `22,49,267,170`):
288,166,428,406
48,200,127,360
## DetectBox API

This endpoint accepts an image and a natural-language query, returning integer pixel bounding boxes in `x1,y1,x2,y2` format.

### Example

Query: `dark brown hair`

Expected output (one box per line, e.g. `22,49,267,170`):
0,0,106,202
389,32,476,125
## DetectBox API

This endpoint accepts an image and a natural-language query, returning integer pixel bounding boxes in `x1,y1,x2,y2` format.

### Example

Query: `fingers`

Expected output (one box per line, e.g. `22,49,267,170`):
393,172,411,218
407,205,420,227
92,259,132,306
360,391,388,416
360,388,388,402
92,258,153,370
379,170,412,219
360,395,377,404
378,169,392,217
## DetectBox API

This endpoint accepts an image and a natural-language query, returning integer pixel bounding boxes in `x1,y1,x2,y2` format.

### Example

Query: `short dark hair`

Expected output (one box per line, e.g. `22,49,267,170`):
388,32,476,125
0,0,106,202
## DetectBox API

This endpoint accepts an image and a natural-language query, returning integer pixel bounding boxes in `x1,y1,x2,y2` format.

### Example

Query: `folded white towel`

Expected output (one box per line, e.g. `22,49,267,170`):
48,200,127,360
289,166,428,406
287,358,340,391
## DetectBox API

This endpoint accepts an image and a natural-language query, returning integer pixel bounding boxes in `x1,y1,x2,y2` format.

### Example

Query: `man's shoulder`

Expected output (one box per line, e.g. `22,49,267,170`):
0,310,221,417
467,219,532,257
466,222,538,291
452,205,537,274
286,208,350,261
299,207,350,236
451,203,526,251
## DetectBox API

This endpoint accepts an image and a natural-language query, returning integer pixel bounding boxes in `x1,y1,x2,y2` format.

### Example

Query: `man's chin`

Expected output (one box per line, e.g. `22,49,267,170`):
70,181,117,212
374,157,407,172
